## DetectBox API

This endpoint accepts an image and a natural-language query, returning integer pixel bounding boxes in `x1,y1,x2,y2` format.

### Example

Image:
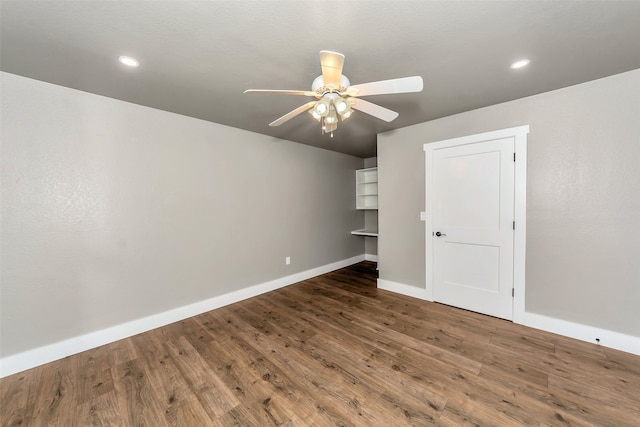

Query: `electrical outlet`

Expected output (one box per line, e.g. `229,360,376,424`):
285,256,291,265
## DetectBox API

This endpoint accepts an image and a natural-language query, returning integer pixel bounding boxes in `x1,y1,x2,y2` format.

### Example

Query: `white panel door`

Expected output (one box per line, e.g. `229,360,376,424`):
432,138,514,320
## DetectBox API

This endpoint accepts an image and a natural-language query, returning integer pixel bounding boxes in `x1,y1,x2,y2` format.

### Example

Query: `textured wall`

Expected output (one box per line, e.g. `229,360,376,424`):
0,73,364,357
378,69,640,337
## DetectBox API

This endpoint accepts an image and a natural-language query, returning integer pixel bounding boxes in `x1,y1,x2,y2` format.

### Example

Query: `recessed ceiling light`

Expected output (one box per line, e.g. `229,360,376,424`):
510,59,531,69
118,56,139,67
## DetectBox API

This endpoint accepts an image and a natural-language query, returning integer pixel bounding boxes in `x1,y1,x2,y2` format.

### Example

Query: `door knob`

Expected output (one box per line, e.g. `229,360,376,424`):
435,231,446,237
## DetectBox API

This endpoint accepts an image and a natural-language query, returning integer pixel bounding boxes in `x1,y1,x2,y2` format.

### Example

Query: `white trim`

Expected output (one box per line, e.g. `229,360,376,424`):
422,125,531,151
423,125,530,320
512,128,528,323
519,311,640,355
377,279,431,301
365,254,379,262
424,141,436,301
378,279,640,356
0,255,365,378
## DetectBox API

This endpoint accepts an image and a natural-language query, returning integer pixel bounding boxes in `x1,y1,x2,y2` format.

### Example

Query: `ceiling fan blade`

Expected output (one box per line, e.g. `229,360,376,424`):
346,76,423,97
351,98,399,122
269,101,317,127
244,89,317,97
319,50,345,89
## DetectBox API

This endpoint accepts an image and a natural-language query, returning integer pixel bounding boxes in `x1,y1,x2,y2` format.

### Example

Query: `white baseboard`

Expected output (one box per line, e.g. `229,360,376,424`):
365,254,378,262
378,279,640,356
377,279,432,301
0,255,366,378
518,311,640,356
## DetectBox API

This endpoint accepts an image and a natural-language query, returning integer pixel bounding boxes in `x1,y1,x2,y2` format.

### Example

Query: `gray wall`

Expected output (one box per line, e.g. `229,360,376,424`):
0,72,364,357
378,69,640,337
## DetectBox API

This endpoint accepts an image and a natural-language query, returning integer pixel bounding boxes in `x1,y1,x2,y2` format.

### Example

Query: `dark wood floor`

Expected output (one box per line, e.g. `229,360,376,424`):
2,261,639,426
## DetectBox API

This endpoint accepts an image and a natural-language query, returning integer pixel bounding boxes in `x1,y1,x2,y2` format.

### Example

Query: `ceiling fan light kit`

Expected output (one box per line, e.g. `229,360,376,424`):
245,50,424,137
335,97,351,114
314,97,331,117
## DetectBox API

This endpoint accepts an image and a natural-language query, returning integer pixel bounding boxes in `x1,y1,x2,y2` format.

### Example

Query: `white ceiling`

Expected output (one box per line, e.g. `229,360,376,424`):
2,1,640,158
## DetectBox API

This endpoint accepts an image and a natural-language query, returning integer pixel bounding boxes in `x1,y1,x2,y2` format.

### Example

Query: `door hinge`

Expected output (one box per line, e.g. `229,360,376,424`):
513,221,515,230
514,153,516,162
512,288,515,297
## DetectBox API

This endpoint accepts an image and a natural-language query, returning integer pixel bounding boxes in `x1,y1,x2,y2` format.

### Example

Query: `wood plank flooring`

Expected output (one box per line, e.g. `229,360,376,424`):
2,261,639,426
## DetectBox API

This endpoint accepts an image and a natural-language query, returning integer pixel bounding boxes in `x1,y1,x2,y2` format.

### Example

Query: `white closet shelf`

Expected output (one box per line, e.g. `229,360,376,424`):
356,167,378,210
350,228,378,237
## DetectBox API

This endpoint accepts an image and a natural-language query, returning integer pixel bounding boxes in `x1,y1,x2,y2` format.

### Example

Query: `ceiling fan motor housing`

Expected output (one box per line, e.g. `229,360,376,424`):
312,75,351,94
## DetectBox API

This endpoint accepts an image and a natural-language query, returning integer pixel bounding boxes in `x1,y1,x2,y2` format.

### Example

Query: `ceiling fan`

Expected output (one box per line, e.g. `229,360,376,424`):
244,50,423,137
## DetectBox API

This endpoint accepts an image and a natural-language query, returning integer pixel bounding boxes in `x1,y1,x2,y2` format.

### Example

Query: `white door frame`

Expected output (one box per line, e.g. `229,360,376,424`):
424,125,529,323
